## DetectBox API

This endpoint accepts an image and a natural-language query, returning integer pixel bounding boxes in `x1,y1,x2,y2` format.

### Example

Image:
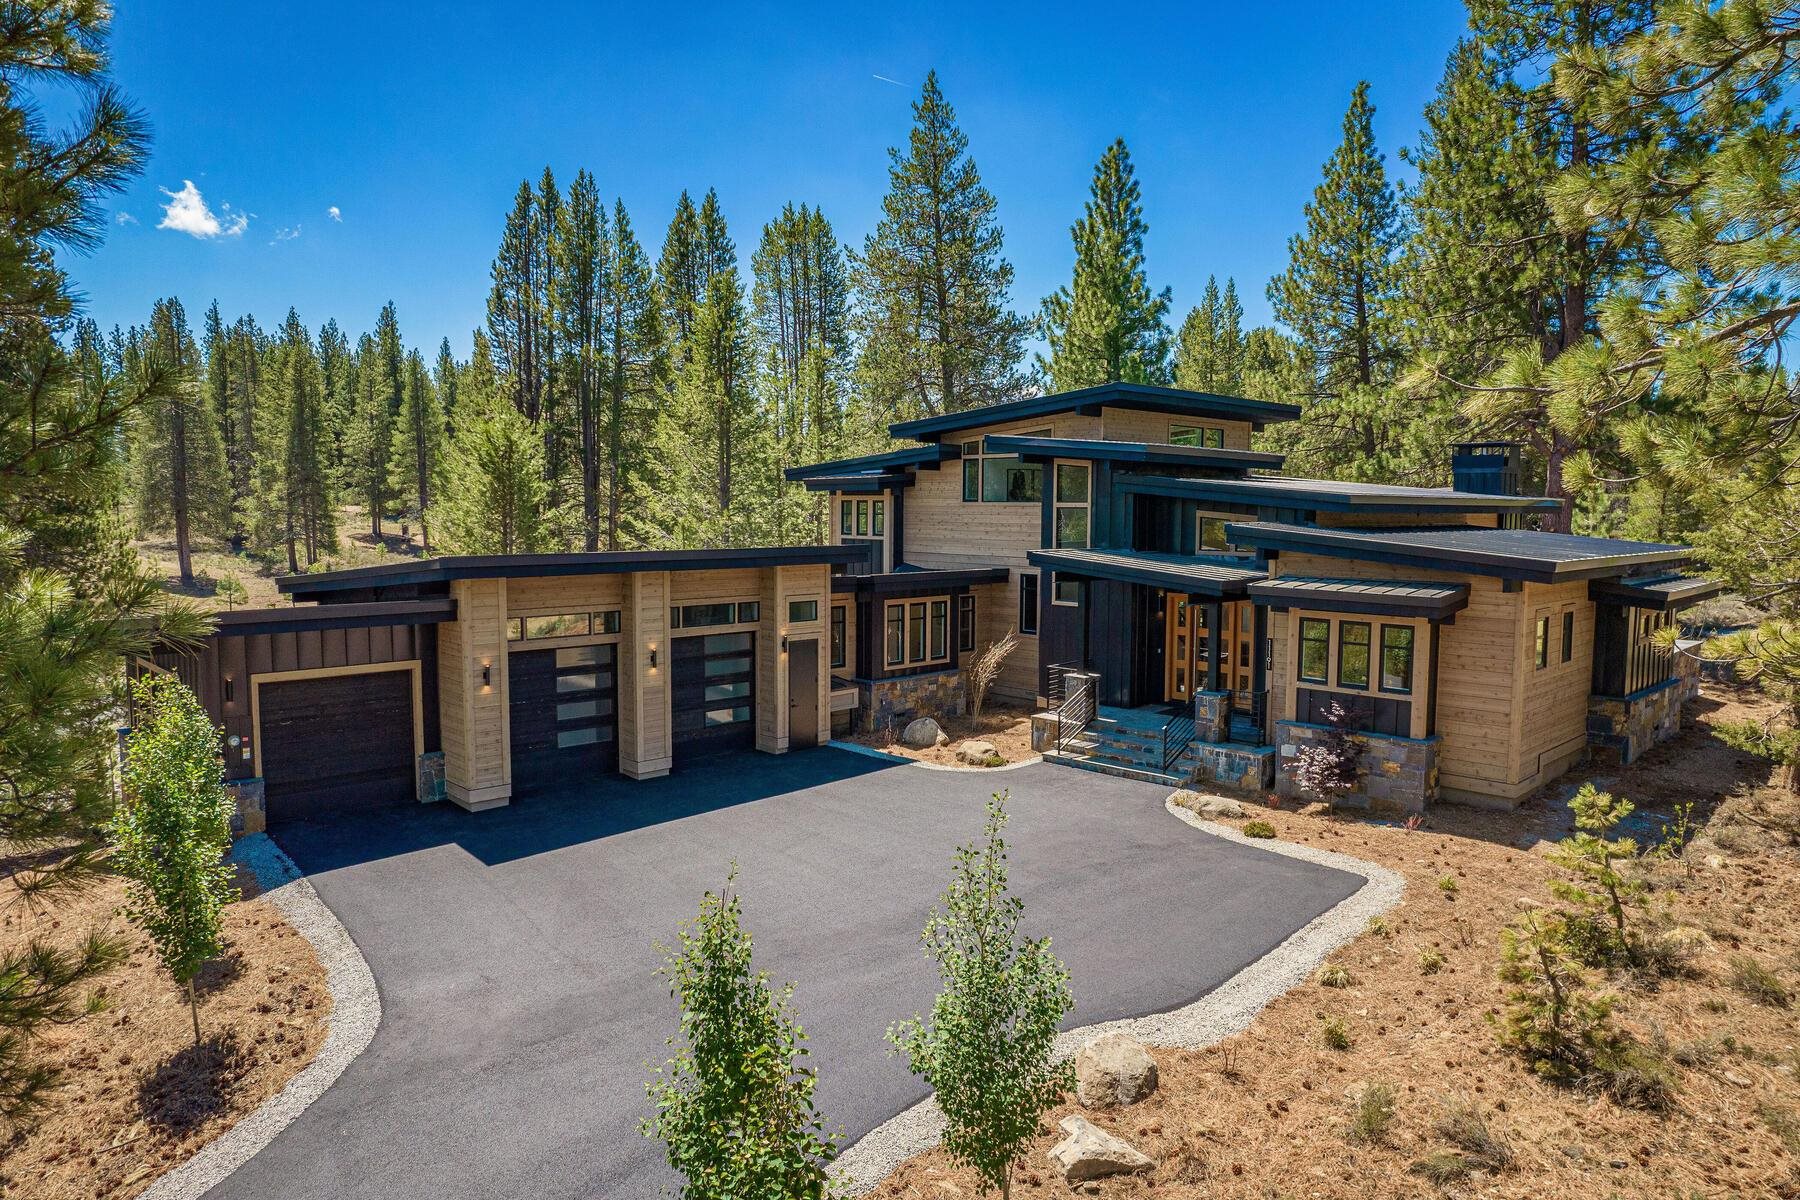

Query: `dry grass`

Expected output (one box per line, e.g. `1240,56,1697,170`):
0,866,331,1199
869,683,1800,1199
848,700,1038,768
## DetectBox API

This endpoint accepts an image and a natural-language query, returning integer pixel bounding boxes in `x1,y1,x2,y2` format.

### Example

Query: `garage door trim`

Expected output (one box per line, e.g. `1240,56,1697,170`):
250,660,423,780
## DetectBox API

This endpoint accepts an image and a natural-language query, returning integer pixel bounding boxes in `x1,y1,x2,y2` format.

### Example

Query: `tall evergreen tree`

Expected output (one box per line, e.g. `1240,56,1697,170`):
1038,138,1172,391
601,200,665,550
855,71,1029,418
1268,81,1419,479
559,169,610,550
434,337,459,432
436,387,552,555
317,317,353,481
657,189,707,360
487,179,550,421
340,333,393,542
0,3,211,1125
1174,276,1247,394
126,298,230,585
388,349,445,554
255,312,335,570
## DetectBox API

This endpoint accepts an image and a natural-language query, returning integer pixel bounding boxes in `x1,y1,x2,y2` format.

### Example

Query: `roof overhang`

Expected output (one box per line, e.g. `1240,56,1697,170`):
1249,577,1469,620
792,471,912,494
888,382,1303,442
983,435,1283,472
1224,522,1692,584
281,545,872,599
1025,548,1264,597
783,443,958,482
202,598,458,637
831,566,1010,596
1589,573,1725,612
1116,472,1564,514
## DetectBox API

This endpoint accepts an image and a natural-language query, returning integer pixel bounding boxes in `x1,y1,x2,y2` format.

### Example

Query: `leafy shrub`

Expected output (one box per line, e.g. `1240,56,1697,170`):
1727,955,1791,1007
1347,1081,1396,1145
1242,820,1276,839
1318,963,1354,989
1419,948,1445,975
1292,700,1361,803
1321,1015,1352,1051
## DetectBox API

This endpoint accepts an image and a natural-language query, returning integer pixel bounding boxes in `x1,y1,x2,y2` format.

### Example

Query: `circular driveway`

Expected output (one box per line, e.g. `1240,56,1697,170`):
205,749,1362,1200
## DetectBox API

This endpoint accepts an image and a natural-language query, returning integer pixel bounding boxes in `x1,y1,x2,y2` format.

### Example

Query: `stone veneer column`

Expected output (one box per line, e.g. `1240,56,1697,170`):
619,571,672,779
1193,690,1231,743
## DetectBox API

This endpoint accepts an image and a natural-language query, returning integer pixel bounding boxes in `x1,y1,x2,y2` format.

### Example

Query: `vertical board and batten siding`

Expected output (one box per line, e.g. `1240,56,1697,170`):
1268,552,1526,798
1515,579,1594,795
619,570,671,778
1098,407,1254,450
153,623,436,782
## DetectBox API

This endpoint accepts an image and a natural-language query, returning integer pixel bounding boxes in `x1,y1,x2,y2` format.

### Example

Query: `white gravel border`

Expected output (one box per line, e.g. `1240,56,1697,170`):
139,834,382,1200
827,738,1044,772
830,793,1405,1194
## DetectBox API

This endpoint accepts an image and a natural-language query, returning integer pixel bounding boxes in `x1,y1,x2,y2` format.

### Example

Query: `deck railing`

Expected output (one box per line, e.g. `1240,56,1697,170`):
1230,688,1272,747
1160,710,1197,771
1046,663,1097,753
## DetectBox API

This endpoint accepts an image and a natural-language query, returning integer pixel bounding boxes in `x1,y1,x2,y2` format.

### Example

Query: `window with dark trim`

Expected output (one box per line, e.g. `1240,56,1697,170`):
1197,514,1236,553
1053,462,1090,548
871,499,885,537
1535,615,1550,669
856,499,869,536
670,601,759,630
884,604,903,665
1337,621,1371,689
1380,625,1414,694
840,500,853,536
960,431,1050,503
829,605,846,668
961,441,980,501
1170,423,1226,448
1561,610,1574,663
1019,573,1039,636
957,594,975,652
1052,574,1080,606
886,597,950,668
1299,618,1330,683
788,599,818,623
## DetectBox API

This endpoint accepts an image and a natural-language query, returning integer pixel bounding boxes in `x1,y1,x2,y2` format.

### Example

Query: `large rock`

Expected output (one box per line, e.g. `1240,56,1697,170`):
956,739,1000,765
1047,1115,1156,1182
1075,1032,1159,1108
900,717,945,749
1171,790,1246,819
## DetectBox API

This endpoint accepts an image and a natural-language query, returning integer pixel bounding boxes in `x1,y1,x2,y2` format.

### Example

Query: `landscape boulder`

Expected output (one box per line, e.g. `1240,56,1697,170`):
1074,1032,1159,1108
1046,1115,1156,1182
900,717,945,749
1170,789,1245,819
956,739,1000,765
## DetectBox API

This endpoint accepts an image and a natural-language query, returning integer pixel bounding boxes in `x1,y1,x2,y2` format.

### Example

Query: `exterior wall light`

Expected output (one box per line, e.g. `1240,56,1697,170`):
648,647,658,669
481,663,491,688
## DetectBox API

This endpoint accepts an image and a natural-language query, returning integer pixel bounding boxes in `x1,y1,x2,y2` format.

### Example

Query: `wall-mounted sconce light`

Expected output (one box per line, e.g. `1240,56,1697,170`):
648,647,658,669
222,676,235,704
481,663,492,688
780,634,789,652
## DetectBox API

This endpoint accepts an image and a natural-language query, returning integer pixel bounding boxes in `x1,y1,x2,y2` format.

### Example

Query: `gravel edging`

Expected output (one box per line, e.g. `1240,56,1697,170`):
139,833,382,1200
827,739,1044,772
829,793,1405,1194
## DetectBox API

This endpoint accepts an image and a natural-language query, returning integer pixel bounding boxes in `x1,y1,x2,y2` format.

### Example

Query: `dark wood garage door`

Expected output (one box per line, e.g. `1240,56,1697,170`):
259,669,415,824
508,644,618,786
672,632,756,759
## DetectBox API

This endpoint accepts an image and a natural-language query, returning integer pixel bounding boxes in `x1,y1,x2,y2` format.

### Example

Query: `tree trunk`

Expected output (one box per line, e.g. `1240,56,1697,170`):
172,406,194,587
187,977,201,1047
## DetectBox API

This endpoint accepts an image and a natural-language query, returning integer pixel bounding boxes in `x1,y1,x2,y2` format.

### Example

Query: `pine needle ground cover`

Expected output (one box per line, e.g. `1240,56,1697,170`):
872,684,1800,1199
848,700,1038,767
0,867,330,1200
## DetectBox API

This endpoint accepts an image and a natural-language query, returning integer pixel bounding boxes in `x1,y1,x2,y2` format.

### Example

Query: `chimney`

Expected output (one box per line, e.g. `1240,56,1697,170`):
1451,441,1523,496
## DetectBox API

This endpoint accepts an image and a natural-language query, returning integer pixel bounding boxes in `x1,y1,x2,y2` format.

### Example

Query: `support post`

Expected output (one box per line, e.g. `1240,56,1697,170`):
1204,600,1223,692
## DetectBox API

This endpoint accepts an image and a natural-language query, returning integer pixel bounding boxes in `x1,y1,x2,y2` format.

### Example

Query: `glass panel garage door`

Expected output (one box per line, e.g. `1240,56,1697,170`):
672,632,755,758
509,644,617,786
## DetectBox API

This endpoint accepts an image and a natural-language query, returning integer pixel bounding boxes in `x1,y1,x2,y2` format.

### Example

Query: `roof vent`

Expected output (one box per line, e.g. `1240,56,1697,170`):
1451,441,1524,496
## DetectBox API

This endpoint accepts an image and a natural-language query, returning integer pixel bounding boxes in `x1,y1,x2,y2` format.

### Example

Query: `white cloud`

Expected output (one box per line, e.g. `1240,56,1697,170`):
273,224,302,243
157,180,248,238
115,211,137,225
326,205,342,222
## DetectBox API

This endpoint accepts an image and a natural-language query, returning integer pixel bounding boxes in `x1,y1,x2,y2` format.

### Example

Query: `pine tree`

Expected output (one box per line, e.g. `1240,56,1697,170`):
487,178,551,421
205,313,262,550
434,337,459,432
657,189,707,360
255,311,336,571
125,298,230,585
855,71,1028,418
602,200,665,550
1174,276,1246,394
1038,138,1172,391
388,349,445,554
560,169,609,550
339,334,392,544
317,317,353,481
0,0,211,1127
1268,81,1419,480
436,387,552,555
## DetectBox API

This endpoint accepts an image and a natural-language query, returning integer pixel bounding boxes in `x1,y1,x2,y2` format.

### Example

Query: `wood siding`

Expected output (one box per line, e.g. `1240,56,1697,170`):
1099,407,1252,450
438,577,510,806
619,570,671,778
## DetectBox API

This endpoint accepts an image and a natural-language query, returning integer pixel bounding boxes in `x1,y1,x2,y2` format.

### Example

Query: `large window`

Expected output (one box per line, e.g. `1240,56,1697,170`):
830,605,846,668
1337,621,1371,689
1380,625,1414,694
671,601,760,630
1299,618,1330,683
788,599,818,623
1053,462,1090,548
1197,514,1237,553
960,432,1049,503
507,610,622,641
1019,573,1039,636
957,594,975,652
885,598,950,668
1170,423,1225,448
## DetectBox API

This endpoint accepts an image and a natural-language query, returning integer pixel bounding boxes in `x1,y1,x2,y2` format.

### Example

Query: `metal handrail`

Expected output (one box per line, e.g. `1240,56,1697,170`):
1161,711,1196,770
1230,687,1272,747
1048,665,1097,753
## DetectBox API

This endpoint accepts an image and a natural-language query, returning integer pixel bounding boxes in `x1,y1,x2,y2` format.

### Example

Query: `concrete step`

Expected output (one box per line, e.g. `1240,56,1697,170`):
1042,750,1186,789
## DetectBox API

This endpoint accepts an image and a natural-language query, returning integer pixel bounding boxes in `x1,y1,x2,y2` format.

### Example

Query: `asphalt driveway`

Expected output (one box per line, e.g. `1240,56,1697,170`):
210,748,1362,1200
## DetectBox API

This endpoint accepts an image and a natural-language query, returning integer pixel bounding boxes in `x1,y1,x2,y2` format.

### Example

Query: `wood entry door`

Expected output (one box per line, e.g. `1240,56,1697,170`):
1164,596,1256,708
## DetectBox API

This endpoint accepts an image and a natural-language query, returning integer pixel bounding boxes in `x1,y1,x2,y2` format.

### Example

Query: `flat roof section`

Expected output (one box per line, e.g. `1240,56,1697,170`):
1117,472,1564,513
1224,522,1693,583
783,442,960,481
1026,547,1266,597
1249,576,1469,620
1589,573,1725,611
983,435,1285,472
888,382,1302,442
831,566,1011,595
281,545,872,598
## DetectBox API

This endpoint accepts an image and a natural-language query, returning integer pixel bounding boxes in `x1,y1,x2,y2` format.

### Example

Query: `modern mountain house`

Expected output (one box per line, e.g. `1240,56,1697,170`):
145,383,1718,829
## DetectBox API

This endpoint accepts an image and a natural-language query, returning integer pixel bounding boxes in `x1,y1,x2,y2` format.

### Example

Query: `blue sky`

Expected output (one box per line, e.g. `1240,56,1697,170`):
75,0,1471,357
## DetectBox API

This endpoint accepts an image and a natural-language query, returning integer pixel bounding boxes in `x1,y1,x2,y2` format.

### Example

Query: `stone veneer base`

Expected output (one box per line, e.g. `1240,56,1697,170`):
1274,721,1440,814
1588,674,1696,766
857,670,966,734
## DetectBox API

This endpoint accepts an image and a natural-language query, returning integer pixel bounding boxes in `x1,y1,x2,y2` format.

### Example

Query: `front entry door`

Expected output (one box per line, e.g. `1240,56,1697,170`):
1163,594,1196,702
787,639,819,749
1165,597,1257,709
